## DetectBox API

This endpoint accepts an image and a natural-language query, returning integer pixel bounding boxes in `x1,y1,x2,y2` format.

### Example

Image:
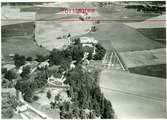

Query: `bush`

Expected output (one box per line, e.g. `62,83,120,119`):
4,70,17,81
46,90,52,99
2,107,14,119
26,57,33,61
20,66,31,79
2,68,7,74
33,95,39,101
36,54,47,62
13,54,26,68
93,43,106,60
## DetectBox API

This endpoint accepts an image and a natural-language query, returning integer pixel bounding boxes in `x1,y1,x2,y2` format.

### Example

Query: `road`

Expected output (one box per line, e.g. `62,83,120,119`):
21,109,43,119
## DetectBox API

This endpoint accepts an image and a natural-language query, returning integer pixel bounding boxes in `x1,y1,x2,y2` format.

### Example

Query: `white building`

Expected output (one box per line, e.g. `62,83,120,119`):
80,37,98,44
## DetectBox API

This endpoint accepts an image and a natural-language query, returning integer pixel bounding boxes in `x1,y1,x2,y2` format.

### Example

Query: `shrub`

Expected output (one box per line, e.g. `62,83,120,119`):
4,70,16,81
26,57,33,61
33,95,39,101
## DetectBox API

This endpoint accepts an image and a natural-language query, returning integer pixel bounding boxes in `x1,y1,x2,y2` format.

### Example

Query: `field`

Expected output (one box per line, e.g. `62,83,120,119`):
35,20,93,50
2,22,49,60
129,64,166,78
96,3,162,22
99,69,166,118
137,28,166,43
77,21,164,52
119,48,166,68
21,6,63,14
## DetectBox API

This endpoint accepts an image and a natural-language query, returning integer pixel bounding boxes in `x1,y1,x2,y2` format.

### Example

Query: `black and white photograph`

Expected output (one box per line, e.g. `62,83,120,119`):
1,1,166,119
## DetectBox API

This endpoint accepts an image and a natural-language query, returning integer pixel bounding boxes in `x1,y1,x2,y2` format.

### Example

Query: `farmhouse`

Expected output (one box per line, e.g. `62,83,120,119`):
80,37,98,44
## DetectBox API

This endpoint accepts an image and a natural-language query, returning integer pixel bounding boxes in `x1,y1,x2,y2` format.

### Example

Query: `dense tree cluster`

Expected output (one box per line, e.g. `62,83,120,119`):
2,94,19,119
26,56,33,61
82,46,94,60
36,54,48,62
49,39,84,66
93,43,106,60
4,70,17,81
13,54,26,68
49,49,67,65
15,68,48,102
62,65,114,119
20,66,31,79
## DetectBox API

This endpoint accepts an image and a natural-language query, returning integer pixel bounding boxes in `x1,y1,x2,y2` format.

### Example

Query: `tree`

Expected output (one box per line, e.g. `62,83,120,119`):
87,52,93,60
93,43,106,60
2,68,7,74
2,107,14,119
46,90,52,100
83,46,94,60
15,80,33,103
4,70,16,81
23,87,33,103
101,98,114,119
7,95,18,110
55,93,60,100
49,49,65,65
2,94,19,118
36,54,47,62
72,44,84,62
13,54,26,68
20,66,31,79
64,65,114,119
26,56,33,61
91,26,97,32
33,95,39,101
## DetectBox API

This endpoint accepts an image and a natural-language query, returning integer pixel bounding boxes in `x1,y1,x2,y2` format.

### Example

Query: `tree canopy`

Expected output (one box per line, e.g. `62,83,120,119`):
13,54,26,68
63,65,114,118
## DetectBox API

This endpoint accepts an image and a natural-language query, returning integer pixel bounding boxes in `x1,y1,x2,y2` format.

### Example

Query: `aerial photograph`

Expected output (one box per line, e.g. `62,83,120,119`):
1,1,166,119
